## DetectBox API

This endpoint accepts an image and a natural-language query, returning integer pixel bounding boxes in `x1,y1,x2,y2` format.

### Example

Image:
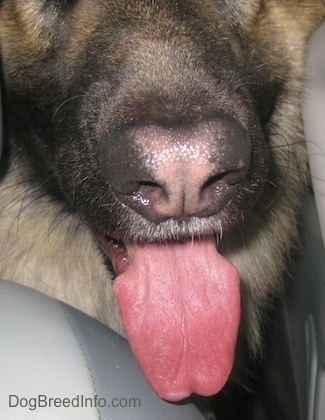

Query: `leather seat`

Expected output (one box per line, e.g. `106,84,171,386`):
0,279,203,419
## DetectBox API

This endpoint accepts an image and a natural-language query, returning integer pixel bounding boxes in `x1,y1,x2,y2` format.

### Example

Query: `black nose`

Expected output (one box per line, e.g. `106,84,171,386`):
99,117,250,222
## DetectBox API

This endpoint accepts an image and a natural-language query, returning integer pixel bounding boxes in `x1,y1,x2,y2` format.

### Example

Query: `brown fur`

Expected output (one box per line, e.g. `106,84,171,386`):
1,1,324,417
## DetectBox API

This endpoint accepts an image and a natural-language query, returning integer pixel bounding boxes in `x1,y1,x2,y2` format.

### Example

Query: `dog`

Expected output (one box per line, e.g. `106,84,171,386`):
1,1,324,417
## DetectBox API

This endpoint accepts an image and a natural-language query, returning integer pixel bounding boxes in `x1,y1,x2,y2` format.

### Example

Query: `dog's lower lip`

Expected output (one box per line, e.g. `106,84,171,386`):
96,234,129,275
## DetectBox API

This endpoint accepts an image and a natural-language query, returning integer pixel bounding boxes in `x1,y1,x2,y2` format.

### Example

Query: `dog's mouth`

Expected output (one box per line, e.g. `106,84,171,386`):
96,232,240,401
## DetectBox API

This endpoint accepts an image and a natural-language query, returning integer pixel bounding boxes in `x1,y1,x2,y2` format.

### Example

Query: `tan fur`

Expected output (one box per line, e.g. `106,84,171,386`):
0,2,60,63
0,157,124,333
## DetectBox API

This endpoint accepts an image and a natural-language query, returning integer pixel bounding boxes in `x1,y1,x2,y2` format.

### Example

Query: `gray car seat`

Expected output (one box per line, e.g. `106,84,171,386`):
0,280,204,419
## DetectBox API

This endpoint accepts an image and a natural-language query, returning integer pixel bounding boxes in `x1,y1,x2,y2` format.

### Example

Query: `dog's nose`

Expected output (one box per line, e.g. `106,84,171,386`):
99,117,251,222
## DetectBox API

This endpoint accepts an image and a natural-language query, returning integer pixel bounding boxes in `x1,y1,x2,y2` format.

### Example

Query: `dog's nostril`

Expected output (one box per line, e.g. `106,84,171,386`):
201,173,227,193
202,168,247,190
132,181,167,207
115,181,141,196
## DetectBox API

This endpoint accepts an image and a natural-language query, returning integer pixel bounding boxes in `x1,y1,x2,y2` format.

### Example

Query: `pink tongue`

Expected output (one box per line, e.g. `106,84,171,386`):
113,237,240,401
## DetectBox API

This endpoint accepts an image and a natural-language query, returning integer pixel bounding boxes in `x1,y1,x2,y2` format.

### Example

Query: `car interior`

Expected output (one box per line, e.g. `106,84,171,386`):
0,20,324,420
